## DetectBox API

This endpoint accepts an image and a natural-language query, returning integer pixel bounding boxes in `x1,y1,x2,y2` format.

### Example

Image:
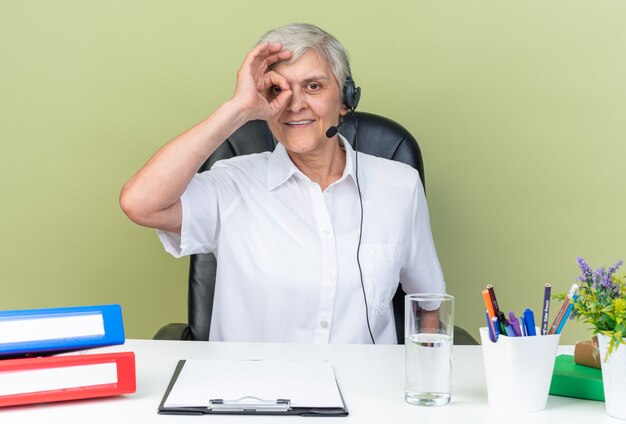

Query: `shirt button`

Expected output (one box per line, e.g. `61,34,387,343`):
327,272,336,281
320,320,329,329
321,229,331,236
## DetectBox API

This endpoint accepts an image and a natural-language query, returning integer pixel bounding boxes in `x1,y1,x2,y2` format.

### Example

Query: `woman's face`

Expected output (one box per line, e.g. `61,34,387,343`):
266,50,348,157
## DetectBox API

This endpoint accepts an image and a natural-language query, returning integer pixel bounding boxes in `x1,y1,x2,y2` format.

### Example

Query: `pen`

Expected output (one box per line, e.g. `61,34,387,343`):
555,294,578,334
541,283,551,335
523,308,536,336
520,316,527,336
496,311,508,334
503,323,516,337
492,316,500,341
486,311,496,342
548,284,579,335
508,312,522,337
500,311,515,337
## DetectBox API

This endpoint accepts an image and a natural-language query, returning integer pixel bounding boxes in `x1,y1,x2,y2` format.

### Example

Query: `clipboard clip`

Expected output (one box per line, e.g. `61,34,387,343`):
209,396,291,412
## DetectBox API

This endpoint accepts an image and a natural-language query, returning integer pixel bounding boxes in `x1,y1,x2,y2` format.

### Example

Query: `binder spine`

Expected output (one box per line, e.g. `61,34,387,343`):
0,304,126,356
0,351,136,407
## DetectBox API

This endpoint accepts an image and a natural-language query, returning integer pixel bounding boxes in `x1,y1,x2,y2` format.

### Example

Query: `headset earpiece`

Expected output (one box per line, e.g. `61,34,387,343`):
342,76,361,111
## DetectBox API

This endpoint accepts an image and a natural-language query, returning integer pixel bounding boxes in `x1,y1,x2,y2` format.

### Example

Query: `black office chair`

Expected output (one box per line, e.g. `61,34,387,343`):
154,111,478,345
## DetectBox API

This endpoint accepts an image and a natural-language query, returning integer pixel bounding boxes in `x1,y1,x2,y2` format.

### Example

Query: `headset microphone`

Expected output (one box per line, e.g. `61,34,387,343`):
325,125,339,138
326,76,361,139
325,110,354,138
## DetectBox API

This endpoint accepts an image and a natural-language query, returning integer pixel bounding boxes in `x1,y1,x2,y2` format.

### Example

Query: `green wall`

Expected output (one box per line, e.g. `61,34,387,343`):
2,0,625,344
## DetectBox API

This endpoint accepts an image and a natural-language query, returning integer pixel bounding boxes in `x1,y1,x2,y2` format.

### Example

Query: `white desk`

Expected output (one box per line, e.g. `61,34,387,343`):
0,340,615,423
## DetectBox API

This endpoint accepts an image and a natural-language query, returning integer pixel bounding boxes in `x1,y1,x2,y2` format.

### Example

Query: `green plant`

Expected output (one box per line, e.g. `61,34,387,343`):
570,257,625,360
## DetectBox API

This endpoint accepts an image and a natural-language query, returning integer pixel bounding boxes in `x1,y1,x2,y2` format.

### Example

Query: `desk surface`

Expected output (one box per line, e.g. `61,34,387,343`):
0,340,616,423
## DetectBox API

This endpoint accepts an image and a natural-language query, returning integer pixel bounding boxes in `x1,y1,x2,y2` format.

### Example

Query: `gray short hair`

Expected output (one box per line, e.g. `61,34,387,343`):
258,23,351,89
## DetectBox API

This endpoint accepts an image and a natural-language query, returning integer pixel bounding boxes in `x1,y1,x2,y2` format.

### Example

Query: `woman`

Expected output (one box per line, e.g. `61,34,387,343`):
120,23,445,344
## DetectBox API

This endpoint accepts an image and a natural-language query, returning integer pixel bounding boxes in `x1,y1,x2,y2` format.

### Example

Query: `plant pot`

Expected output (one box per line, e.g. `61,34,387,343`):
597,334,626,420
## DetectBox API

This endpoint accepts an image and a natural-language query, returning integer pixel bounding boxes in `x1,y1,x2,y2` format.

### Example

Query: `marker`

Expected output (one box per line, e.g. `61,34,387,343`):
520,315,527,336
523,308,536,336
508,312,522,337
541,283,551,335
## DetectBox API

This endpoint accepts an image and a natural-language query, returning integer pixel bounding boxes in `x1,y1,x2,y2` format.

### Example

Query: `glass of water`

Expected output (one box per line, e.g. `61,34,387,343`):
404,293,454,406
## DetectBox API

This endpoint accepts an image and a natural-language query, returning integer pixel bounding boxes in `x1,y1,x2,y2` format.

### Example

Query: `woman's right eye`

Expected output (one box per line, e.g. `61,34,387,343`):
270,86,282,95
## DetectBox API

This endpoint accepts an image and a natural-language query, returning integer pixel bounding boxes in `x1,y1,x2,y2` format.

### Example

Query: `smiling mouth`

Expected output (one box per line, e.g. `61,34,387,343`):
285,120,314,127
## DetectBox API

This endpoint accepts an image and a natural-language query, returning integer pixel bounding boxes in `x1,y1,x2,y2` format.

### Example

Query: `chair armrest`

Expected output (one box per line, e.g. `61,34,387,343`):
153,323,192,340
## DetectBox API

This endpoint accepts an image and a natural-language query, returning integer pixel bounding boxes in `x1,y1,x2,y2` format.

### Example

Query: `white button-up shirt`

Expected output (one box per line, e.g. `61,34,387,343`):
158,136,445,344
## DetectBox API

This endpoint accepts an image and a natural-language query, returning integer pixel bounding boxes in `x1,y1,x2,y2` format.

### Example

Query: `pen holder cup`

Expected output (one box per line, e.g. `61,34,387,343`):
479,327,560,413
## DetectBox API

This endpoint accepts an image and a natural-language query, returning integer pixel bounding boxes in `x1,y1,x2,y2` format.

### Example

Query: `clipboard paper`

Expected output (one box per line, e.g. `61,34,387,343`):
158,359,348,416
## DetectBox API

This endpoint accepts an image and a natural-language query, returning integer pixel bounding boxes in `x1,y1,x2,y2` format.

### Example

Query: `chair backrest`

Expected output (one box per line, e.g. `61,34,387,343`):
187,111,424,343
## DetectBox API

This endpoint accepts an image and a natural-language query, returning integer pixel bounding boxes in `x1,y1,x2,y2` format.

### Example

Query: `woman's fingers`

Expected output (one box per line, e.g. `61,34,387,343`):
263,48,293,68
263,71,292,114
244,42,289,72
233,43,293,119
250,45,292,89
263,70,289,92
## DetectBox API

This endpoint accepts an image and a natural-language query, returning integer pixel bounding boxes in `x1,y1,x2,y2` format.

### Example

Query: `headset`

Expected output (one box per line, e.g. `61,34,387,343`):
326,76,361,138
325,76,375,344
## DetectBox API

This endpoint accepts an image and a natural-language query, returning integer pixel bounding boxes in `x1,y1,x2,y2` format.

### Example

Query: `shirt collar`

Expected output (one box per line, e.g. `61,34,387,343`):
266,135,358,190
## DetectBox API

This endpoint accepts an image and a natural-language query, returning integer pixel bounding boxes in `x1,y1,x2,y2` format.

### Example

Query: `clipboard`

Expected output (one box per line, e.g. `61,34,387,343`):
158,359,349,416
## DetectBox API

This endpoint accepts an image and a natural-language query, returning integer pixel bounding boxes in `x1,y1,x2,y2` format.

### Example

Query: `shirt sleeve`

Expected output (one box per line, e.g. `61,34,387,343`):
156,171,227,258
399,178,446,296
